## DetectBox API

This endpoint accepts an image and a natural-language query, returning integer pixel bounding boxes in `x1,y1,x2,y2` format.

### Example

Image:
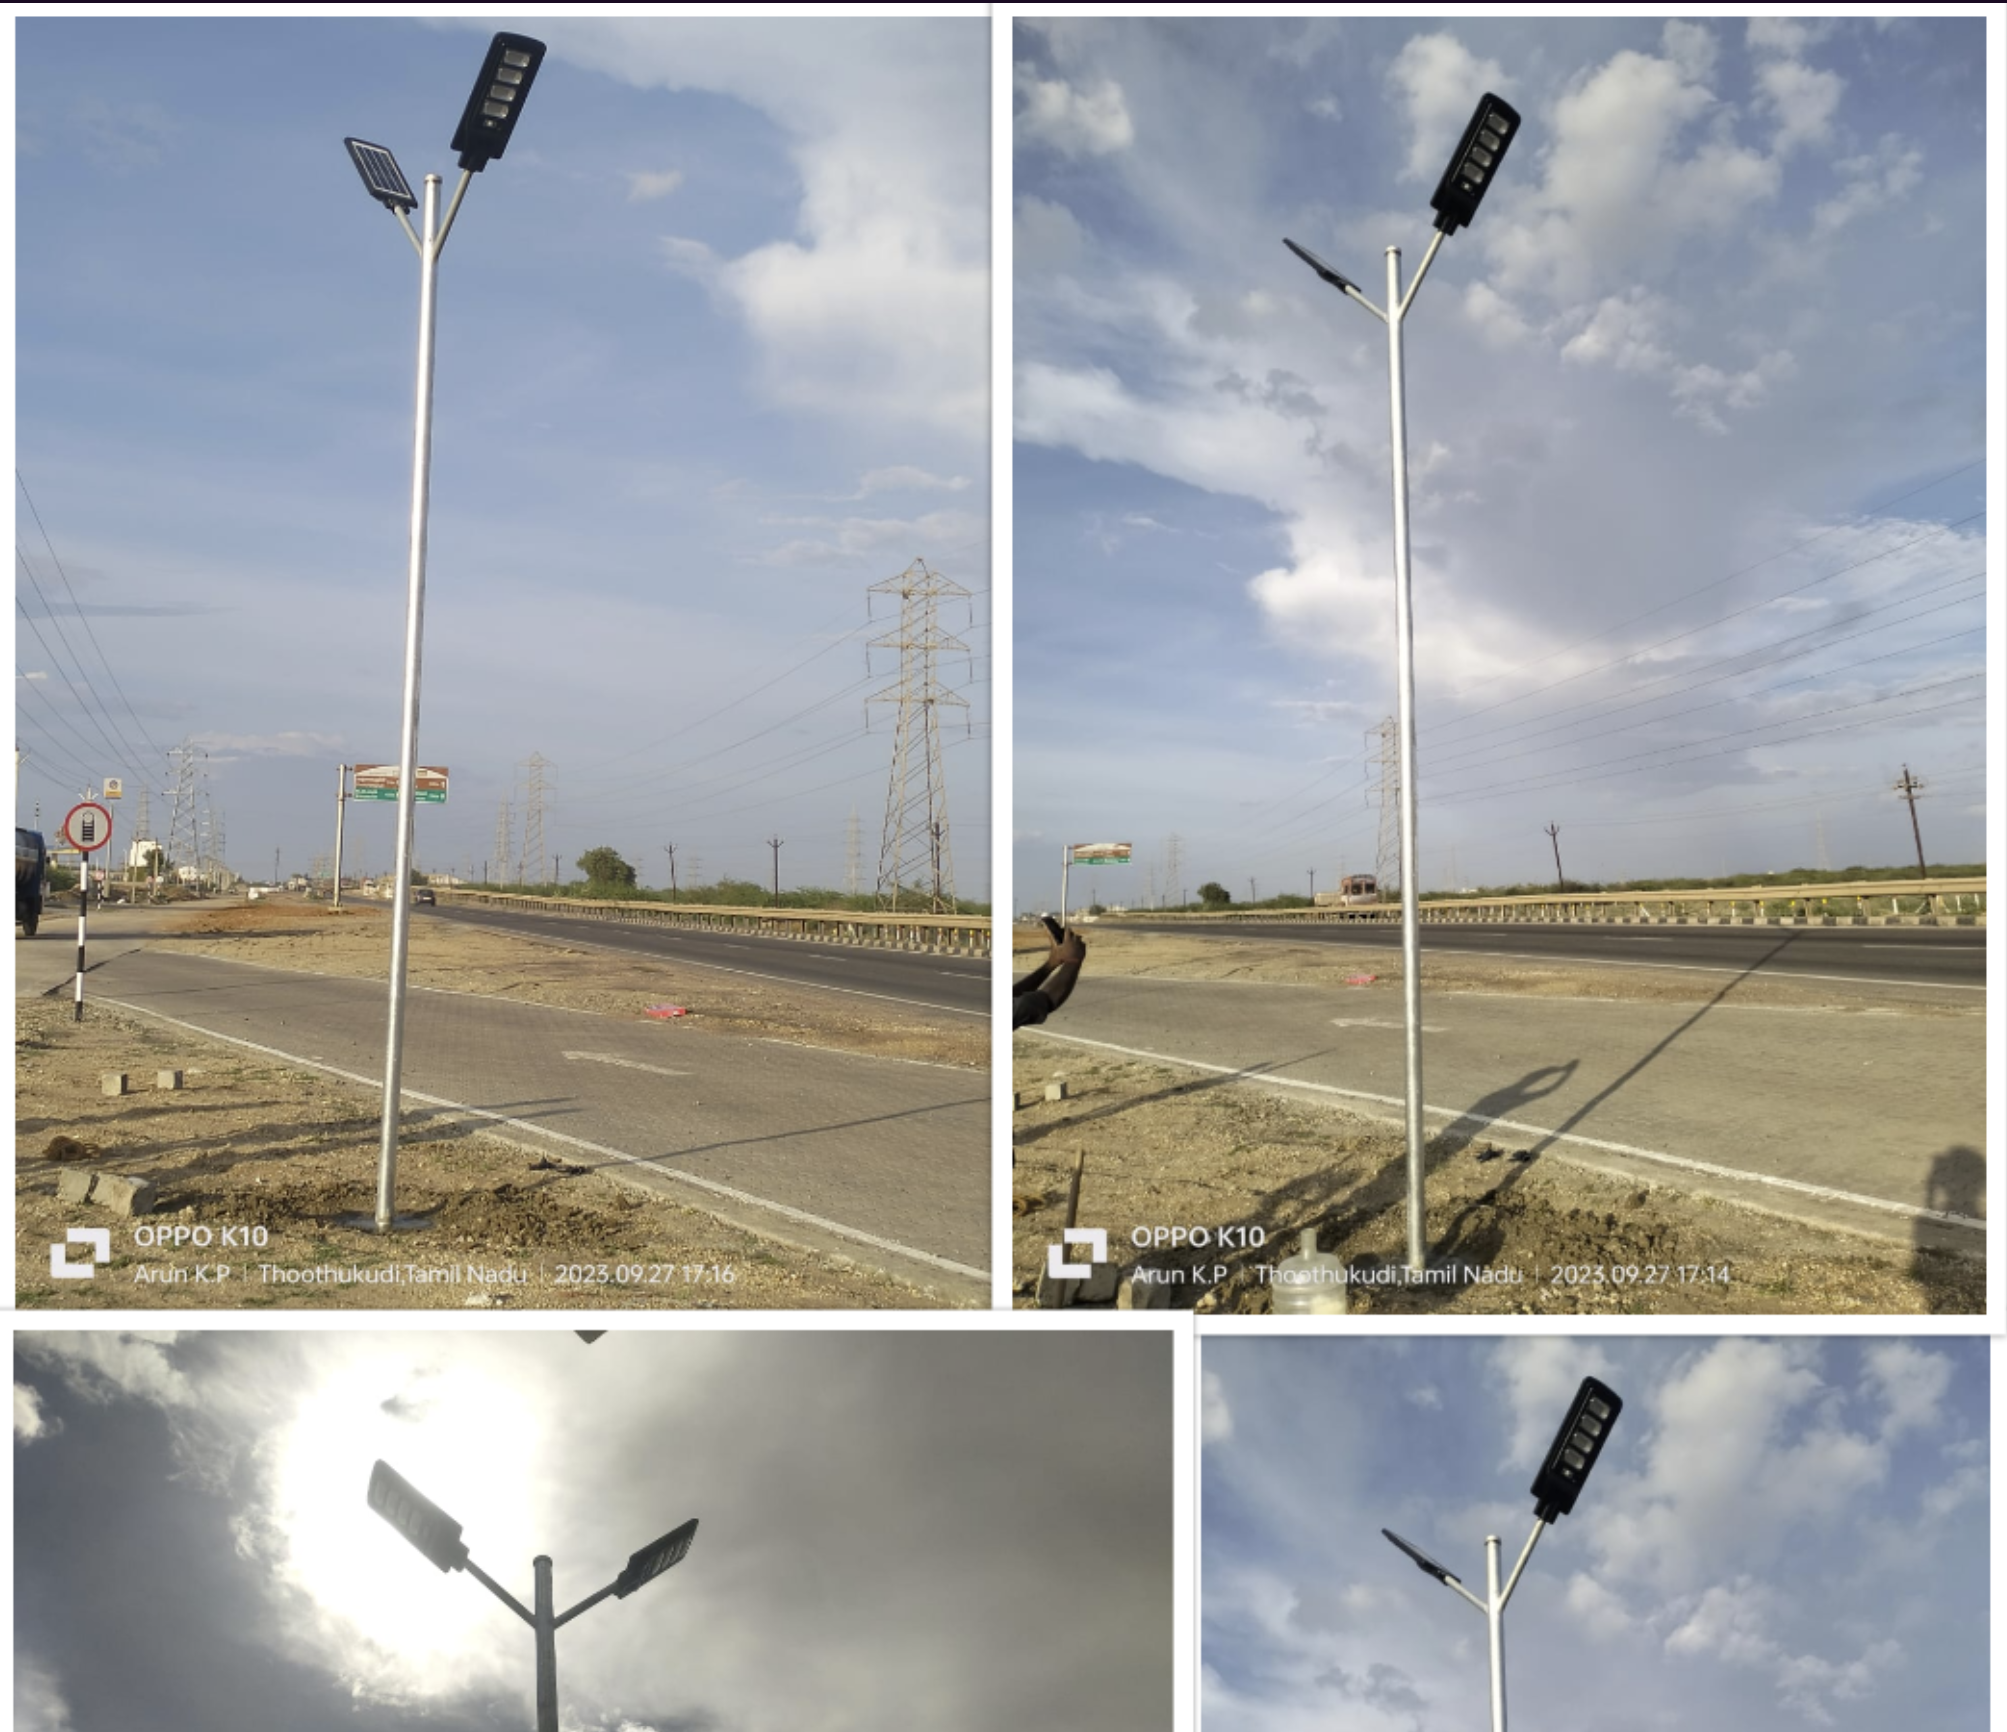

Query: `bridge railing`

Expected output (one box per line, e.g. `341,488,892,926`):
437,889,991,956
1098,877,1986,929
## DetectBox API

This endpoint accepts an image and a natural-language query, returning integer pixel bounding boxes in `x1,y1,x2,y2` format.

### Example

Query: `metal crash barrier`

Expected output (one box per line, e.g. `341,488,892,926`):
1115,877,1985,929
436,888,991,957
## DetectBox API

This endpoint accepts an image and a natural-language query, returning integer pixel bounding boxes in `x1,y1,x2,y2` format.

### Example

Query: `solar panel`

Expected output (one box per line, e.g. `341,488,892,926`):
344,137,417,213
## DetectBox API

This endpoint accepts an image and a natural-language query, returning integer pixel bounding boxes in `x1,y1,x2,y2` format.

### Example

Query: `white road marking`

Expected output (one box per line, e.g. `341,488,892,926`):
1331,1018,1446,1032
562,1051,688,1078
98,997,989,1282
1025,1028,1985,1234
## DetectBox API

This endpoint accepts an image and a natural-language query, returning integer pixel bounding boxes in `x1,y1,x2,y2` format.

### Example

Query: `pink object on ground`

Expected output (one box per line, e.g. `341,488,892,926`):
645,1004,688,1019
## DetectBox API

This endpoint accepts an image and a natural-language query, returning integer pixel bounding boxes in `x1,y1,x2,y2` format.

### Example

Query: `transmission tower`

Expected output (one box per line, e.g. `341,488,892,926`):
519,753,551,885
1367,717,1401,892
164,742,202,878
1164,833,1184,909
494,799,513,886
866,558,971,912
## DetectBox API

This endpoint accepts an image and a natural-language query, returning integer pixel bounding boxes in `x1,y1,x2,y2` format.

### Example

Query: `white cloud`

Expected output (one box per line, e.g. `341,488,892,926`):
756,508,985,567
1202,1369,1234,1443
1860,1341,1952,1439
1385,32,1507,184
1564,1571,1634,1638
1016,66,1134,157
1665,1577,1901,1725
557,22,987,440
1405,1385,1442,1410
1756,58,1843,154
1660,20,1719,83
1307,95,1341,122
15,1382,57,1442
1813,134,1925,237
1463,281,1533,348
12,1655,74,1732
624,167,685,202
1017,194,1090,274
856,467,969,498
192,730,343,760
1489,1337,1619,1463
18,1333,196,1414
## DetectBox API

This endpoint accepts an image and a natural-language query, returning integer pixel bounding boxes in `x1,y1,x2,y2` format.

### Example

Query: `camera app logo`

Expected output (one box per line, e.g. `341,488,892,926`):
1046,1227,1108,1280
50,1227,112,1280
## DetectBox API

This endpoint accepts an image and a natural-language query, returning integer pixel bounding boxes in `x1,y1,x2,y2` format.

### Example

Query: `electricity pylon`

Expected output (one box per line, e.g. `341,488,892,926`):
867,558,970,913
1368,716,1401,892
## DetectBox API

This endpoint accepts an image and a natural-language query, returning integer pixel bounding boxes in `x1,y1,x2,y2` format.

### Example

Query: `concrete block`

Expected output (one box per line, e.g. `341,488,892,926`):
1044,1080,1069,1103
93,1174,158,1217
156,1070,184,1091
1078,1261,1120,1304
57,1169,97,1206
1118,1271,1173,1310
100,1072,128,1097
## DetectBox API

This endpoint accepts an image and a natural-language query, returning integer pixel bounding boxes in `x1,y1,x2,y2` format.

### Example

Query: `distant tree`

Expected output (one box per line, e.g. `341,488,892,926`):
1198,881,1232,909
576,846,638,890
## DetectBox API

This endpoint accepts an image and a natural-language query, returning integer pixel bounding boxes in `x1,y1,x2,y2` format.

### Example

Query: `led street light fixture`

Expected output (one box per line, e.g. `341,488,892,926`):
1382,1528,1462,1586
1430,93,1521,235
450,33,547,171
1529,1377,1622,1522
368,1459,471,1572
614,1518,699,1598
345,138,417,213
1283,237,1360,297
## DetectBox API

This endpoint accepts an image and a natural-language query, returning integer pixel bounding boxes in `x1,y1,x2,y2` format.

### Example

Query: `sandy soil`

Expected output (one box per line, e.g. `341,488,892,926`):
15,901,977,1310
1010,928,1981,1315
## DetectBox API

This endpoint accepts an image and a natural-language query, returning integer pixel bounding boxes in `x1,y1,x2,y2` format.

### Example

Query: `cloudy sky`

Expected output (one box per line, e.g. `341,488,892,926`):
14,1327,1171,1732
1013,16,1990,908
1202,1334,1988,1732
15,17,989,896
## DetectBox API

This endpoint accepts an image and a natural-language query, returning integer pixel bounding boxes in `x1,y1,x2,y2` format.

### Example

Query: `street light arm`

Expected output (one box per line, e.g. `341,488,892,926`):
1442,1572,1490,1614
465,1557,537,1628
551,1580,620,1630
393,206,424,259
1395,228,1449,321
434,167,477,254
1497,1516,1546,1613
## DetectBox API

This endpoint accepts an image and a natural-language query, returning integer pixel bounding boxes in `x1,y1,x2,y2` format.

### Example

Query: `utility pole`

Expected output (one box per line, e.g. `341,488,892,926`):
1308,868,1316,901
845,807,861,898
1894,765,1928,879
1249,876,1257,904
664,842,678,901
1545,822,1564,892
767,835,784,904
867,558,971,912
494,799,512,887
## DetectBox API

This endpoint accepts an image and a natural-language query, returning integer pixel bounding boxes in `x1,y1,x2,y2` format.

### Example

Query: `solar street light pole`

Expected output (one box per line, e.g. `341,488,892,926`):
367,1459,697,1732
345,34,546,1233
1381,1376,1620,1732
1285,92,1522,1275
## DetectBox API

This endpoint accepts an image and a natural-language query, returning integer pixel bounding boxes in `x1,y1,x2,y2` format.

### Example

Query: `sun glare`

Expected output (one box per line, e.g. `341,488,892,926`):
260,1346,551,1694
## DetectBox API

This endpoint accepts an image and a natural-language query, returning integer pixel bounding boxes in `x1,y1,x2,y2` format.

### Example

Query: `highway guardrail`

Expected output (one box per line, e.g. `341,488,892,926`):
1087,877,1985,929
438,889,991,956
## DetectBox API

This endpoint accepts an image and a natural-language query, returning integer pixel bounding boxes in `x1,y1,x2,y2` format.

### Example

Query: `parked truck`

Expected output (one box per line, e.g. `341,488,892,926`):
16,827,48,936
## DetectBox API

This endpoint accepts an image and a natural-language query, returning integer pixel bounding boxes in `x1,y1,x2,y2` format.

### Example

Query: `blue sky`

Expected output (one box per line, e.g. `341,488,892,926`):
15,17,989,896
1013,16,1992,908
1202,1335,1989,1732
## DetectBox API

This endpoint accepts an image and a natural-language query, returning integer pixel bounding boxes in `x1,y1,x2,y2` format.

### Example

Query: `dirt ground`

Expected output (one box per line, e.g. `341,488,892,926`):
14,900,976,1310
1010,928,1983,1315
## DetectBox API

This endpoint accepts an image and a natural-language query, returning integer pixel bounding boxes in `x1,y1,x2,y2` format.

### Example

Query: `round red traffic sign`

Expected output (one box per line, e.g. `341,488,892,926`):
63,801,113,854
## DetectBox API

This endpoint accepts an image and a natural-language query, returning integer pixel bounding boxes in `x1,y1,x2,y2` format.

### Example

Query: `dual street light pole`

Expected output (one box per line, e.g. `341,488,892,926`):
1286,91,1523,1275
1382,1376,1622,1732
367,1459,698,1732
344,34,547,1232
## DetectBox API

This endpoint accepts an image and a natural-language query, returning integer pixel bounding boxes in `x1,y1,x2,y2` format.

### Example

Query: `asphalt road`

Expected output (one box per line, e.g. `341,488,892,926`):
429,902,989,1015
1102,917,1986,989
65,944,990,1295
1023,966,1986,1253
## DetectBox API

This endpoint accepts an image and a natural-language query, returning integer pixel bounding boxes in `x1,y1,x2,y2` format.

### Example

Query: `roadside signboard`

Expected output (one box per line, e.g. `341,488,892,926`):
1069,841,1132,865
352,764,450,804
102,777,123,799
62,802,113,854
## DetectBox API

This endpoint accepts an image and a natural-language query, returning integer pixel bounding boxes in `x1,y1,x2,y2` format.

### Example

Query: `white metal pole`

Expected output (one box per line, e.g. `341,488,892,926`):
1486,1534,1507,1732
533,1555,559,1732
376,172,441,1233
332,763,349,911
1386,244,1428,1273
1060,846,1071,924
